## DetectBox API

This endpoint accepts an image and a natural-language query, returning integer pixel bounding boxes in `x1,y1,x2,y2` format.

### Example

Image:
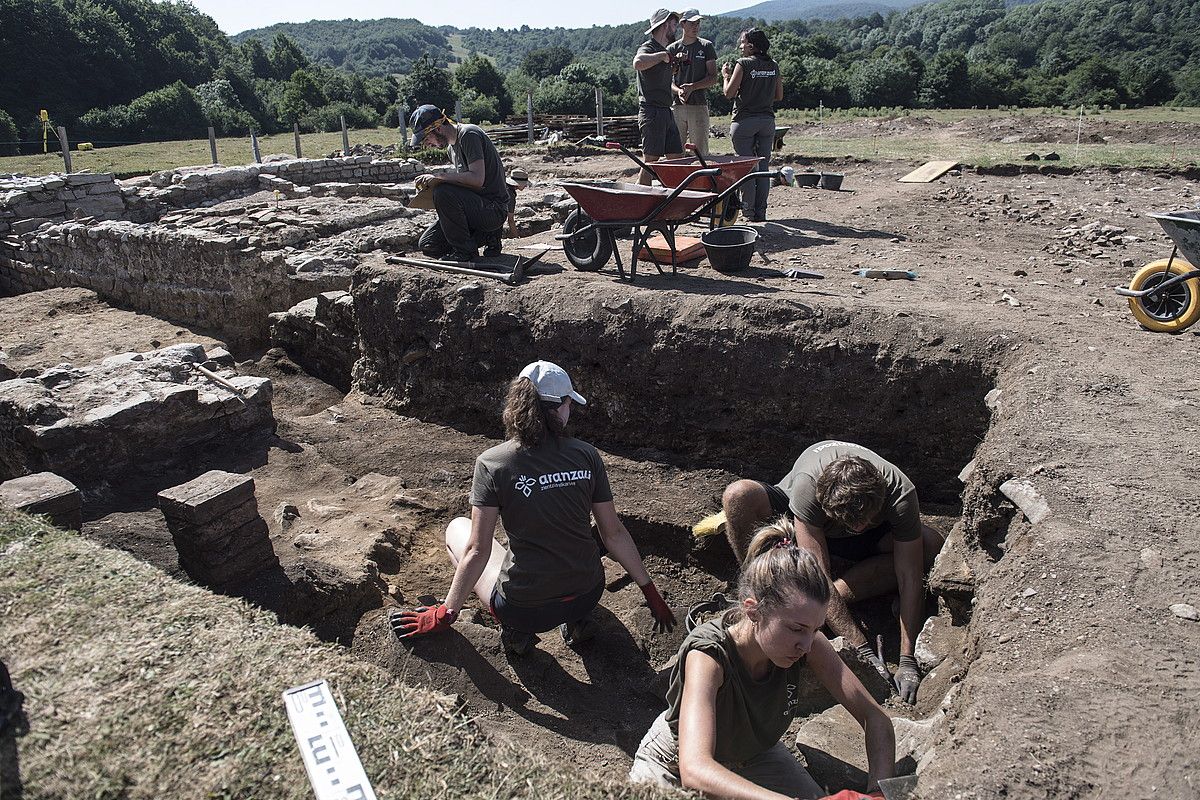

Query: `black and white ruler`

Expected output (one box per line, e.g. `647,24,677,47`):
283,680,377,800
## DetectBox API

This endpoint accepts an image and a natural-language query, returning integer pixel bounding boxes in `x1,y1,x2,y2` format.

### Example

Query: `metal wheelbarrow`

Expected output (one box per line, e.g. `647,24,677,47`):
1115,210,1200,332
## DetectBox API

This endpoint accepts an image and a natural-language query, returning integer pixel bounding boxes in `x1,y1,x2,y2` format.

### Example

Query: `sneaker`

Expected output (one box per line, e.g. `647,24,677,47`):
500,627,536,656
559,616,598,648
450,249,478,263
482,243,503,258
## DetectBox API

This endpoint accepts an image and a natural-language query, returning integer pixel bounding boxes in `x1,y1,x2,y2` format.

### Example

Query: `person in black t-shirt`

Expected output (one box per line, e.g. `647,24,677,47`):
721,29,782,222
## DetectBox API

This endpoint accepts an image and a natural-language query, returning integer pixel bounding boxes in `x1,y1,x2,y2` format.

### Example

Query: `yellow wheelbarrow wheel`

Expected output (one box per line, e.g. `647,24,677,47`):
1127,258,1200,333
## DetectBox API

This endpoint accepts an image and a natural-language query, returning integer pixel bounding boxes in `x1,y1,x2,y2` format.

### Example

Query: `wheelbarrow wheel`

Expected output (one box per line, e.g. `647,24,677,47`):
1127,258,1200,333
562,209,612,272
720,191,741,227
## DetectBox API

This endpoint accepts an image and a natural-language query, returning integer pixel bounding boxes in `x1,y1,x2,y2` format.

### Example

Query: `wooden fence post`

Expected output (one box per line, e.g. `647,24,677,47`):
454,99,463,122
55,126,72,173
208,127,218,164
399,105,408,148
526,92,534,144
293,122,302,158
250,129,261,163
340,115,349,154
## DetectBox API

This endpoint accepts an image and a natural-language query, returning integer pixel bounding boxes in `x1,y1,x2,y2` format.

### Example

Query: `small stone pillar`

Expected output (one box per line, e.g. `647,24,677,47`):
0,472,82,530
158,470,278,590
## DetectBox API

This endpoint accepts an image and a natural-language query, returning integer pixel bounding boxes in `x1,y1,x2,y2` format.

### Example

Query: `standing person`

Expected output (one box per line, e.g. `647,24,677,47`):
667,10,718,157
633,8,685,185
719,441,946,704
409,104,509,262
629,518,896,798
391,361,676,656
721,29,782,223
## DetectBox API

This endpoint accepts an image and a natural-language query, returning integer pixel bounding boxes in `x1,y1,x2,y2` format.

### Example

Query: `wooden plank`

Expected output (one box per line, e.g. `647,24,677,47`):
638,234,705,263
898,160,959,183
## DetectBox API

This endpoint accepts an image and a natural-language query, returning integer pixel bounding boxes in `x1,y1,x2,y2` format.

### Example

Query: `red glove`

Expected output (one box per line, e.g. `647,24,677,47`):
640,582,676,633
390,604,457,639
814,792,883,800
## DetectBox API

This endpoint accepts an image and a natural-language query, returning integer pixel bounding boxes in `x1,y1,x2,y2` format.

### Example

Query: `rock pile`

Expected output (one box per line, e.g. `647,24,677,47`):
0,343,273,485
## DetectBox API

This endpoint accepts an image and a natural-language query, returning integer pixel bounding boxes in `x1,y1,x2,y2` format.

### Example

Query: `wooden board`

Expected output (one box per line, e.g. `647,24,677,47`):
638,234,705,263
898,160,959,183
407,186,435,210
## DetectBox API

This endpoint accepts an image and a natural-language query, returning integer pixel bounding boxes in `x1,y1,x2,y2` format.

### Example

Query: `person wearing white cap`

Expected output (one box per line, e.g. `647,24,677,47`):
667,10,718,157
633,8,686,184
391,360,677,656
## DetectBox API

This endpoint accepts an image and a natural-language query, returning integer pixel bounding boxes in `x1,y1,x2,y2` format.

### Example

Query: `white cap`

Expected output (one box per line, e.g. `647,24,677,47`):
519,360,587,406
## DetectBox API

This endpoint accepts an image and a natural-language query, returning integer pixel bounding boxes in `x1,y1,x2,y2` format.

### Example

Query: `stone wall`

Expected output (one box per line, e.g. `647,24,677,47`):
270,291,358,391
0,155,425,236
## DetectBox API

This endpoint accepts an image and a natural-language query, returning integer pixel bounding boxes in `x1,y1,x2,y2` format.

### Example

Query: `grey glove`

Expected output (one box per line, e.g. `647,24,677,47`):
894,654,921,704
855,642,892,686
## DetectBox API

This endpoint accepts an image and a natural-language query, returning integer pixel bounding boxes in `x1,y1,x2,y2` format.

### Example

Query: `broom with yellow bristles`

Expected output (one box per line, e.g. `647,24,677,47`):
692,510,727,538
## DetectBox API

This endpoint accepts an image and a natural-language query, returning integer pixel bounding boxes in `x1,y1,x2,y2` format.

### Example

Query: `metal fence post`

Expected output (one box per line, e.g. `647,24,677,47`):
340,115,349,154
208,127,218,164
595,87,604,137
293,122,302,158
55,126,72,173
526,91,534,144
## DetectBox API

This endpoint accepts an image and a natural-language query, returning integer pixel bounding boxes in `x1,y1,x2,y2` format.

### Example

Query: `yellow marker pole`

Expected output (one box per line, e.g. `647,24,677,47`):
40,109,49,154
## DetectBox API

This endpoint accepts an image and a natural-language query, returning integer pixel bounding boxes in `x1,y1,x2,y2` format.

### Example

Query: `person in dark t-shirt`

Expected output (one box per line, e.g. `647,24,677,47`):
409,103,509,262
629,518,895,798
390,360,676,656
633,8,685,184
666,10,718,157
720,29,782,222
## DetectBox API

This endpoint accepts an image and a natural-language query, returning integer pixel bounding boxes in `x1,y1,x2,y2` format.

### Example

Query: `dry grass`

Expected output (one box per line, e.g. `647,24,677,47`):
0,508,675,800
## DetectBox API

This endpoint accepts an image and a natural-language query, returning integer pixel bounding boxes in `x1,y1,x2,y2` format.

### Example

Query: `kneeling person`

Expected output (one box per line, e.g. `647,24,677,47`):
409,104,509,262
630,518,895,798
721,441,945,703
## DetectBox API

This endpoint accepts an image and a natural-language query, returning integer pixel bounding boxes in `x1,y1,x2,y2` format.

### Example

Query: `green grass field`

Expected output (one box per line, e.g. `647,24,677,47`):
1,106,1197,179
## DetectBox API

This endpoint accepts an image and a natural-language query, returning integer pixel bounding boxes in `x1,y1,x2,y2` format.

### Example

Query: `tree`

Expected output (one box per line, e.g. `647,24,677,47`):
521,46,574,80
919,50,969,107
1064,56,1125,106
399,54,456,114
278,68,327,122
454,54,512,118
1124,61,1176,106
240,38,273,79
270,33,310,81
849,58,919,107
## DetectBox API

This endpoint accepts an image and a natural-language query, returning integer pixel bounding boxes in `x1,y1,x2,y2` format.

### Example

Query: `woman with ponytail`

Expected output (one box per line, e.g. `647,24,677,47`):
391,360,675,656
722,28,783,223
630,518,895,799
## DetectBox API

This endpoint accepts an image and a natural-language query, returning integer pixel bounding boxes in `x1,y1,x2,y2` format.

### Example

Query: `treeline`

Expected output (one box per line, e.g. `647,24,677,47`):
0,0,416,155
231,18,452,76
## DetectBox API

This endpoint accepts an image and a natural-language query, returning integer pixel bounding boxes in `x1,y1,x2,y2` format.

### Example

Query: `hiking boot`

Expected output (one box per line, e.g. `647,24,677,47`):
482,242,503,258
451,249,478,263
559,615,598,648
500,627,536,656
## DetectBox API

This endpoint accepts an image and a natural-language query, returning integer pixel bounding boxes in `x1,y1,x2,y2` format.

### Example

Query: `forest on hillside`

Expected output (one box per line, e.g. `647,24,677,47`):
2,0,1198,155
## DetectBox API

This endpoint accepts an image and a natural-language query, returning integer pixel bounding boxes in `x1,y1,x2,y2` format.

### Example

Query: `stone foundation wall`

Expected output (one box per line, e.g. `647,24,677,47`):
0,219,351,346
0,156,425,236
270,291,358,391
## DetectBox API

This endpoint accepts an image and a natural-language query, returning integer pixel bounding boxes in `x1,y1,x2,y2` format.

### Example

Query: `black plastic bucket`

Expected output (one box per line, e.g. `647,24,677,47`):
795,171,820,187
701,226,758,273
819,172,844,190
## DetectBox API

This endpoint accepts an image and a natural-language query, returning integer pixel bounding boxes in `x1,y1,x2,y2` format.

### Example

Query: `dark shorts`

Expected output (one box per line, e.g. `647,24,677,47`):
757,481,891,562
638,104,683,158
490,579,605,634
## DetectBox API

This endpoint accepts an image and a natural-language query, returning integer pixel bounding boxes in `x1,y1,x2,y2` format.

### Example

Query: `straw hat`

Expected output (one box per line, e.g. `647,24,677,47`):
506,167,530,188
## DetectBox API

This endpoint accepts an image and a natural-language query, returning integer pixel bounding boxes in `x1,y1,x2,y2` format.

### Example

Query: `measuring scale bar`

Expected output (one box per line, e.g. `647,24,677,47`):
283,680,377,800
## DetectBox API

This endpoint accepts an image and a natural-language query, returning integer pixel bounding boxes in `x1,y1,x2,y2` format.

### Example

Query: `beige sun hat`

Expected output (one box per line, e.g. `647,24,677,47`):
679,8,703,21
506,167,530,188
645,8,679,34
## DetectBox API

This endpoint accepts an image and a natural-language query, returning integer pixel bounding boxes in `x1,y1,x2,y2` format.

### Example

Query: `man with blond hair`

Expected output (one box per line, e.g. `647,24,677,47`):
719,440,945,704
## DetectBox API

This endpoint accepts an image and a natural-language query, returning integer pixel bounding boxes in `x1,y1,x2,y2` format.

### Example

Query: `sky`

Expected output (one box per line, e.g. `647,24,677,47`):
184,0,748,35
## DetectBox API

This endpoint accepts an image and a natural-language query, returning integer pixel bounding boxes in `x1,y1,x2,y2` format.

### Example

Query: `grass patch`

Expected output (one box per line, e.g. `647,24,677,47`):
0,508,674,800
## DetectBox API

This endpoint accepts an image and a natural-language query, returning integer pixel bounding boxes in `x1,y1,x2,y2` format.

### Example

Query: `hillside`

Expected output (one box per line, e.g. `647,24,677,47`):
232,18,453,75
720,0,922,21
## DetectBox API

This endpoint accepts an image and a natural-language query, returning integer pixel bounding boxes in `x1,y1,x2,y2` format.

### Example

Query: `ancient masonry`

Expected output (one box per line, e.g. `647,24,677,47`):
1,156,573,348
158,470,279,591
0,343,273,485
0,471,82,530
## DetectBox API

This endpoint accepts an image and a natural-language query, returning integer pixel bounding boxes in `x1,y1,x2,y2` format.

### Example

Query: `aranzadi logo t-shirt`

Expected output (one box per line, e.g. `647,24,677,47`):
471,436,613,605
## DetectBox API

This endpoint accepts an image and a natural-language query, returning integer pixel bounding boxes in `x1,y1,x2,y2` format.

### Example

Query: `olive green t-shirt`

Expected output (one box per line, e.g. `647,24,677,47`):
732,55,779,121
470,436,612,606
665,614,811,764
637,38,674,108
776,440,921,542
666,37,717,107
